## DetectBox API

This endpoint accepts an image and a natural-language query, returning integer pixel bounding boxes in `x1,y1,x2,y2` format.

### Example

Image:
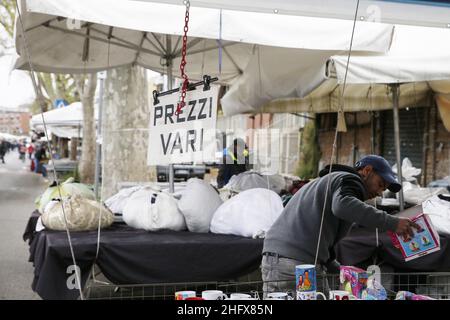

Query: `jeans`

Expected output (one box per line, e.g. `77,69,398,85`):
34,159,48,177
261,254,330,299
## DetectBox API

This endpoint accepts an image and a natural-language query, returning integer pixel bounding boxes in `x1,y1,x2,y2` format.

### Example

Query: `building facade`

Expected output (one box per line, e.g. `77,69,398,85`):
0,110,31,135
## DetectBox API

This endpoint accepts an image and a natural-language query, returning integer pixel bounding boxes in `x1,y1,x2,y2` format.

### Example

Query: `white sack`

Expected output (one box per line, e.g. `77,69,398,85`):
122,186,186,231
104,186,143,214
178,178,222,233
210,188,283,238
225,171,286,194
41,194,114,231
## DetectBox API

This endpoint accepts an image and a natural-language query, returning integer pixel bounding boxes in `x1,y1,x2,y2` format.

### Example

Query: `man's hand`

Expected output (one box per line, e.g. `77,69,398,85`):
395,217,421,240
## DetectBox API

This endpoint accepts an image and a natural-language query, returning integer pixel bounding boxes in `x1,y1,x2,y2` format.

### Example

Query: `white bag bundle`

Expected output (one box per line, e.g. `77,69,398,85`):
122,186,186,231
225,171,267,192
400,182,447,205
266,174,287,194
178,178,222,233
41,194,114,231
225,171,286,194
422,195,450,236
104,186,142,214
210,188,283,238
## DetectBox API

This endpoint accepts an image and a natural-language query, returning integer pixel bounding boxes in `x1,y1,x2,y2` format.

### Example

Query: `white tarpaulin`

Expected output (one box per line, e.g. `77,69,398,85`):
327,24,450,85
224,23,450,115
136,0,450,29
147,85,219,165
16,0,450,117
15,0,393,84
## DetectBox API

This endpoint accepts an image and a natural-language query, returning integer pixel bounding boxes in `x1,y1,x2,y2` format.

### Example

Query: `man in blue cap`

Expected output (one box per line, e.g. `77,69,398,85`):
262,154,419,297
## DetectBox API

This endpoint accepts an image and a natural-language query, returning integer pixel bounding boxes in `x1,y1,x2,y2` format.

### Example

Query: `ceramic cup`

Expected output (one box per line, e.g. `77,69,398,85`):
296,290,327,300
329,290,356,300
175,290,196,300
295,264,316,292
201,290,228,300
266,292,293,300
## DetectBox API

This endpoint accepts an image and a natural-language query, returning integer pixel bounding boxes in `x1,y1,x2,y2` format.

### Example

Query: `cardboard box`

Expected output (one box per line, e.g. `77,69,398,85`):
389,213,440,262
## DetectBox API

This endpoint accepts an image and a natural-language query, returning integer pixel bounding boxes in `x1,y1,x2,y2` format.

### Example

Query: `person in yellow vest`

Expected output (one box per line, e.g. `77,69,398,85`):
217,138,251,188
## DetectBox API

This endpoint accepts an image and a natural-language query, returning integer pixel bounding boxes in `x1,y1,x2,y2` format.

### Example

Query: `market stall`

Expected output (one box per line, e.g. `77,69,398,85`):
23,211,263,300
14,0,450,301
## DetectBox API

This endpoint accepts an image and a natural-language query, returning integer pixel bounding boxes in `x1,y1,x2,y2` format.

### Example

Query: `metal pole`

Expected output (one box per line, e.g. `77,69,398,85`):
94,72,105,200
166,35,175,193
391,83,404,211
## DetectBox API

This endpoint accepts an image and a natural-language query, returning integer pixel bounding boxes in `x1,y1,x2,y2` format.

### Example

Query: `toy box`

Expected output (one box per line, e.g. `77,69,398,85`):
339,266,368,299
388,214,440,262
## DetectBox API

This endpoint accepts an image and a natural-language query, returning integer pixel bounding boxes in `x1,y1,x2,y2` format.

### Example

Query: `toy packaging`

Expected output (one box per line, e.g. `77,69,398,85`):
339,266,368,299
395,291,435,300
388,213,440,262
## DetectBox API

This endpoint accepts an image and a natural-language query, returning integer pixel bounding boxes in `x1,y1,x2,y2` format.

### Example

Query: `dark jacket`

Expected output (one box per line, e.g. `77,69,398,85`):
216,153,249,188
217,141,251,188
35,148,47,161
263,164,399,265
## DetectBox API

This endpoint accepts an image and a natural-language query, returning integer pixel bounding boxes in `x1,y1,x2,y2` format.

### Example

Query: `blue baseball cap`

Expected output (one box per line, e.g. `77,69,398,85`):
354,155,402,193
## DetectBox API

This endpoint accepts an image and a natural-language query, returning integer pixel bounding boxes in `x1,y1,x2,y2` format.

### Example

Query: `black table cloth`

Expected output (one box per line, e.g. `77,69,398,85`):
24,214,264,300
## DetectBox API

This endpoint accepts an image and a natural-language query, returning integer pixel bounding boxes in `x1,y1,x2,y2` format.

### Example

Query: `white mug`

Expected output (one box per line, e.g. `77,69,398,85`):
175,290,196,300
229,293,252,300
202,290,228,300
329,290,356,300
296,291,327,300
266,292,293,300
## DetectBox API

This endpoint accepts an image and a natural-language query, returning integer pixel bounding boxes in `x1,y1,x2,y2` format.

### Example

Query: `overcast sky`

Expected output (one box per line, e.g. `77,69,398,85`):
0,24,35,111
0,54,35,110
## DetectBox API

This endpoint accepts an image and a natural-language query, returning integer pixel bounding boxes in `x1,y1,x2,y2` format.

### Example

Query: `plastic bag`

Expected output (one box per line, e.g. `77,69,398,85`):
36,177,95,213
422,194,450,235
399,181,447,205
392,158,421,183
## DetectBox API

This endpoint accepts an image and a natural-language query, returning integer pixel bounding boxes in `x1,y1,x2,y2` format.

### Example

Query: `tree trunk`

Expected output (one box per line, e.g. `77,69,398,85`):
70,138,78,161
296,117,321,179
77,73,98,184
101,66,156,200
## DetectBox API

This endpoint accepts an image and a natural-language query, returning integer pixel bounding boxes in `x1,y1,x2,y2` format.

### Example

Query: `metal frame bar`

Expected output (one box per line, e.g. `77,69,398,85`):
132,32,147,65
391,83,405,210
172,37,203,57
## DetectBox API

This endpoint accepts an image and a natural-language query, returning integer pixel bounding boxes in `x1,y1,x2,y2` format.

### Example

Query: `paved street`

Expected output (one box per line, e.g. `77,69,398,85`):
0,150,45,299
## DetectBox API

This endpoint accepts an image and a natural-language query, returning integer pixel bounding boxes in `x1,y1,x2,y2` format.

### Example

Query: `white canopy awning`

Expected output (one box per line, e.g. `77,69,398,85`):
31,102,98,127
15,0,450,117
15,0,393,84
223,23,450,115
135,0,450,29
48,126,83,139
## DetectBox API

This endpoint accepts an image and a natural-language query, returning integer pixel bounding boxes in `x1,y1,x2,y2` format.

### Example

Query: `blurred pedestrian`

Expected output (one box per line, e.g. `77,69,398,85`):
217,138,251,188
0,139,7,164
19,142,27,162
34,144,48,178
27,143,35,160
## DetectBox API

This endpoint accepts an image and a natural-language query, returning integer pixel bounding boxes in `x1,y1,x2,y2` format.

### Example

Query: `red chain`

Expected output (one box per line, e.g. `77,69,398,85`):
176,1,190,115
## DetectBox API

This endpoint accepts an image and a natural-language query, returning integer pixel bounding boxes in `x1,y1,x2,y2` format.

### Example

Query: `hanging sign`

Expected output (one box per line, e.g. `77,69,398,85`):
147,85,219,165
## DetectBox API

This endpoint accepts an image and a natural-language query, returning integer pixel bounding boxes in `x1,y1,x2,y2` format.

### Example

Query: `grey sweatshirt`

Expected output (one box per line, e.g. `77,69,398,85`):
263,165,400,265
